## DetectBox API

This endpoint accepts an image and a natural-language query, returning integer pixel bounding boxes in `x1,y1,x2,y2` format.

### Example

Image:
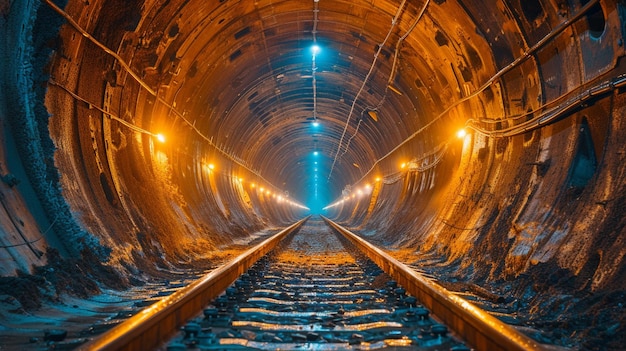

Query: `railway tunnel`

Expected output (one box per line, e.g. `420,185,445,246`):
0,0,625,349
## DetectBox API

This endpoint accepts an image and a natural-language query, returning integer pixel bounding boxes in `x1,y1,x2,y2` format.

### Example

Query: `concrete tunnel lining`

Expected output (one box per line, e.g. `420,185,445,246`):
0,0,625,349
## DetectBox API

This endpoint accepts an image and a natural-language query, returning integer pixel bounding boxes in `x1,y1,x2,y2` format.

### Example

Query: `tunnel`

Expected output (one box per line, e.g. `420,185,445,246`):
0,0,625,349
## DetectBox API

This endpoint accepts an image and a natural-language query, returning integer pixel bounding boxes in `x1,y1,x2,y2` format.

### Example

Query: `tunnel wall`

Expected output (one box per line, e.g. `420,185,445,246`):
0,0,621,346
0,0,306,276
0,0,118,269
0,0,624,308
330,100,626,299
328,1,626,294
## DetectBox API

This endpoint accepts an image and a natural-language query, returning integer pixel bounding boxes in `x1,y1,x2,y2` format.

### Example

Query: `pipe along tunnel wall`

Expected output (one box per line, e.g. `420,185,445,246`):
0,0,625,349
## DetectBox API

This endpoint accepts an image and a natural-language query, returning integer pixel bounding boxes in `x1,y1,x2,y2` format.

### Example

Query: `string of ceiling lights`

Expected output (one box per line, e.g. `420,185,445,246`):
312,0,320,126
311,0,321,202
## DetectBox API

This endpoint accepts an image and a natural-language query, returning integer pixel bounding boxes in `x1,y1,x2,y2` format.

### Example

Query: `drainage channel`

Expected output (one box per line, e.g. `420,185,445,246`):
165,218,470,350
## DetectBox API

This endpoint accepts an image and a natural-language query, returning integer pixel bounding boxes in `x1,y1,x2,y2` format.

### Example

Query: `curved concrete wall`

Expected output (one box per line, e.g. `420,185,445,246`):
0,0,625,346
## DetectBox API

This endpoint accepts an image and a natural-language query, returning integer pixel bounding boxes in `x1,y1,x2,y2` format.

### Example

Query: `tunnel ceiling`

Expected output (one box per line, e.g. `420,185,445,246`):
45,0,611,208
124,0,440,206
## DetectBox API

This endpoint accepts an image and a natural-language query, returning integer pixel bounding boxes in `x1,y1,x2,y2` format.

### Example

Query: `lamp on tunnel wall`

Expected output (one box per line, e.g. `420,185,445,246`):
155,133,166,143
456,128,467,139
41,0,314,216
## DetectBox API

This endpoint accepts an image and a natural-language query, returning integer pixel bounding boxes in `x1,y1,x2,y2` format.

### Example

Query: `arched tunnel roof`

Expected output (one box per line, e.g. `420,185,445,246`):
22,0,619,246
2,0,626,348
46,0,547,210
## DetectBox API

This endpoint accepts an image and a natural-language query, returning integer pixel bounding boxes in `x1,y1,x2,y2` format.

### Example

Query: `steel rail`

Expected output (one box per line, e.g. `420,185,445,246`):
78,217,309,351
323,216,544,351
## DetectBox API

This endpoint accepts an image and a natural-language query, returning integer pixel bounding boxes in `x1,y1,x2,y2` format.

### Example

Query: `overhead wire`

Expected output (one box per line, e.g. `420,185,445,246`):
312,0,320,200
312,0,319,123
327,0,408,181
338,70,623,219
347,0,601,189
48,79,158,136
41,0,286,196
340,0,430,162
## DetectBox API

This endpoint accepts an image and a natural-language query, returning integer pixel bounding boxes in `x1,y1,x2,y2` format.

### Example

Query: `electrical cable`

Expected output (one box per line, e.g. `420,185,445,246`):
41,0,287,197
339,0,430,162
312,0,319,123
328,0,408,180
346,0,601,190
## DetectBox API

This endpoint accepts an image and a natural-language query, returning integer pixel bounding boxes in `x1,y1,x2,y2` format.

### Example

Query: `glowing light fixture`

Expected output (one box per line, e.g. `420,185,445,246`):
156,133,166,143
313,151,319,156
456,128,467,139
312,121,320,127
311,45,320,56
208,163,215,170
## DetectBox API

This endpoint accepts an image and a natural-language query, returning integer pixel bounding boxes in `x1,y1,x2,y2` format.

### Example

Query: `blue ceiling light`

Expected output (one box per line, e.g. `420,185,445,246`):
311,44,321,56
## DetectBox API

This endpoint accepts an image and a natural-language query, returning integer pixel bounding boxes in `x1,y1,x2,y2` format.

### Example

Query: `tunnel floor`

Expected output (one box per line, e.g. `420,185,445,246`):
164,218,469,350
2,217,622,350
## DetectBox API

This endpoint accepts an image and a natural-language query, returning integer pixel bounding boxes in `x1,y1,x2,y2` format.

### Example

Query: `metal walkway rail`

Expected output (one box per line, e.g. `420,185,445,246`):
322,216,544,351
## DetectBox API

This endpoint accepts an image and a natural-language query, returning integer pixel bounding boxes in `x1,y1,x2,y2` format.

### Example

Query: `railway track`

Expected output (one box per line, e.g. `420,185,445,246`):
79,216,543,351
164,217,468,350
